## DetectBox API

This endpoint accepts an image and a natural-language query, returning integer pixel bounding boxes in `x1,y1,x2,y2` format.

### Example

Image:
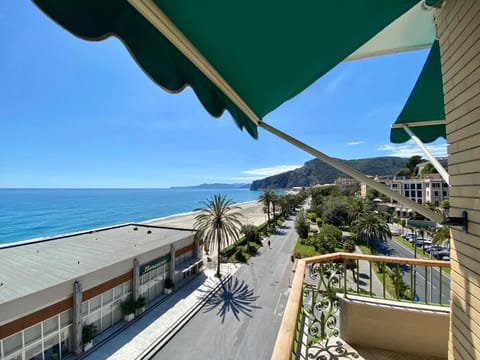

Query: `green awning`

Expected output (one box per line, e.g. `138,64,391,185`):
390,40,446,144
34,0,431,139
32,0,446,224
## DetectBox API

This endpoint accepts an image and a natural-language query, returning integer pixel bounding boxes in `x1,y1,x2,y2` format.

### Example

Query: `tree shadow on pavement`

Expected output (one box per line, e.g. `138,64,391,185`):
201,277,261,323
372,241,395,256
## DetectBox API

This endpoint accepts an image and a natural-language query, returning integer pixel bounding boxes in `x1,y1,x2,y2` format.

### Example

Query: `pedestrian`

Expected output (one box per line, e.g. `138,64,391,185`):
268,240,271,248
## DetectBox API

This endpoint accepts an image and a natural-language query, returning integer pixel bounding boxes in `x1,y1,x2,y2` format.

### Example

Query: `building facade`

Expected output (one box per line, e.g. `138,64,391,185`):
388,175,449,213
0,224,202,360
437,1,480,358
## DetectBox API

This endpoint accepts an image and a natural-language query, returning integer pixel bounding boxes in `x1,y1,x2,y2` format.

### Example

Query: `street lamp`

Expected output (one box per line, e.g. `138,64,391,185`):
412,227,418,301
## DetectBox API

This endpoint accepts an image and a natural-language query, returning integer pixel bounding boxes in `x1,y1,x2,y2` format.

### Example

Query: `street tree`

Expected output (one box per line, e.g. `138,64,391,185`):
258,190,275,225
194,194,243,277
295,209,310,239
353,211,392,251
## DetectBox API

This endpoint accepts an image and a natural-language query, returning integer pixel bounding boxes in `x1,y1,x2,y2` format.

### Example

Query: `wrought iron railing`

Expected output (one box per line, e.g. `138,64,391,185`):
271,253,450,360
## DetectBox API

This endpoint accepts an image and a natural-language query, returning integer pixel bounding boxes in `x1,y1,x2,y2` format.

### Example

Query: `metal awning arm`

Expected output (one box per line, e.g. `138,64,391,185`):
259,121,444,224
402,125,449,185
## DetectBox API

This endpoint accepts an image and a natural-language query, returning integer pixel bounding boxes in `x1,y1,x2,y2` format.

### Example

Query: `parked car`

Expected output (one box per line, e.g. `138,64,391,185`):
415,237,425,246
432,249,450,259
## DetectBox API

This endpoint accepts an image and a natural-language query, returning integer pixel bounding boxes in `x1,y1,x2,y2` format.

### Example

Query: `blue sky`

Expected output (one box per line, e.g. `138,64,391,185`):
0,3,447,188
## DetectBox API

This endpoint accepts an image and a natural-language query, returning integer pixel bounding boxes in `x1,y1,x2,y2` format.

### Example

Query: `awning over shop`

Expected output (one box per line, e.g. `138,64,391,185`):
390,40,446,144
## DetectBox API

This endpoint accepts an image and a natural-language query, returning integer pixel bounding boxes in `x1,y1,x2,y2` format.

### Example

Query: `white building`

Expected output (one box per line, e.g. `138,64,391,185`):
0,224,202,359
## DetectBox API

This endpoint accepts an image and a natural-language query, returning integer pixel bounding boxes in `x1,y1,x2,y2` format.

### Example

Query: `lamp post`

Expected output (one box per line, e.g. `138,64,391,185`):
412,227,418,301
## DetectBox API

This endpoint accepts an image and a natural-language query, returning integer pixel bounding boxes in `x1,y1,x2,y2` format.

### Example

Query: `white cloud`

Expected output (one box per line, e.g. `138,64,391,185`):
242,165,303,177
377,142,448,158
347,141,365,146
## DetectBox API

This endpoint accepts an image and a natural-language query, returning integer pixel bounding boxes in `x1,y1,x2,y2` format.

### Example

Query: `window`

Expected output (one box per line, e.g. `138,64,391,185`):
417,191,422,197
404,183,409,189
405,191,410,197
90,295,101,312
114,284,124,299
60,310,72,328
417,183,422,189
418,199,422,204
443,191,447,197
434,191,439,196
3,332,22,356
43,316,59,336
81,301,88,315
102,289,113,306
392,183,398,188
24,324,41,346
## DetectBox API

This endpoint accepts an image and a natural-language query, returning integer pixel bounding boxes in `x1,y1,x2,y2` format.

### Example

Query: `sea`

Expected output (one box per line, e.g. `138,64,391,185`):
0,188,263,245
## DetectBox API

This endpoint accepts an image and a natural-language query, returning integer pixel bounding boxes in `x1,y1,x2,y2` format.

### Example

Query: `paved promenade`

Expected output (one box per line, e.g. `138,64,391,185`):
77,263,240,360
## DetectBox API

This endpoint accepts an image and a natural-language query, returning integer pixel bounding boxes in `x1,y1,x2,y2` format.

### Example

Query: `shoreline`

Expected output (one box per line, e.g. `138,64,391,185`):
146,200,266,229
1,200,266,247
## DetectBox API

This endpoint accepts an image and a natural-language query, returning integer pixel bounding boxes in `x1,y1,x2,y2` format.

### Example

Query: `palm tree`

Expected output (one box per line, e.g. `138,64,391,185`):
432,225,451,247
258,190,275,226
354,211,392,251
194,194,243,277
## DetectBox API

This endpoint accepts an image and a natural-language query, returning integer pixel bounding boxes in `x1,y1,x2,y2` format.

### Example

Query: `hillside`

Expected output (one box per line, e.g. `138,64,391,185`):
250,156,408,190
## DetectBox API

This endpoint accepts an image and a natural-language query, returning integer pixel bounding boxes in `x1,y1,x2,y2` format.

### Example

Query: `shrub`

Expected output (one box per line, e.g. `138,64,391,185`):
121,297,136,315
308,212,317,223
135,296,146,309
82,324,97,345
248,243,260,254
234,249,247,262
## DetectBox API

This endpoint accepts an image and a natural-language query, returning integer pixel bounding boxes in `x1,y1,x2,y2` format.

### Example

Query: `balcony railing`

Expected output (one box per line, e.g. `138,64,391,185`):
271,253,450,360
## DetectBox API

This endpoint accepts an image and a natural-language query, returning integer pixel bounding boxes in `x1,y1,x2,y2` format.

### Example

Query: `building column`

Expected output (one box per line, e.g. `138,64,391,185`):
132,258,140,301
194,237,200,258
169,244,176,282
72,281,82,355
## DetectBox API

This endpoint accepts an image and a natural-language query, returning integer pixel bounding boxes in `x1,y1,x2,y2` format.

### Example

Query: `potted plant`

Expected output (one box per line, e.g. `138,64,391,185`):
121,297,136,321
82,323,97,352
164,278,174,294
135,295,146,315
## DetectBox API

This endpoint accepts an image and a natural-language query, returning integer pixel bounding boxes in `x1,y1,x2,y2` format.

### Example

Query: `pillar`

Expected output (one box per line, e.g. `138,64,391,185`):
169,244,176,283
132,258,140,301
72,281,82,355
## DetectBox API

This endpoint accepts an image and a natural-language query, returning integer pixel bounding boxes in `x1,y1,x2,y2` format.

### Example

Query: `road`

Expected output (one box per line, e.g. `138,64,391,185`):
374,236,450,304
153,214,299,360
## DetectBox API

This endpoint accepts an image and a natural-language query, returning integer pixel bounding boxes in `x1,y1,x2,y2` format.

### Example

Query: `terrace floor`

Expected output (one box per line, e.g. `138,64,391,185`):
306,338,446,359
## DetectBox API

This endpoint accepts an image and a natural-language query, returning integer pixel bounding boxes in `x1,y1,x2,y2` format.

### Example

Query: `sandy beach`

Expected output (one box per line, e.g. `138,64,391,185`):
145,201,267,229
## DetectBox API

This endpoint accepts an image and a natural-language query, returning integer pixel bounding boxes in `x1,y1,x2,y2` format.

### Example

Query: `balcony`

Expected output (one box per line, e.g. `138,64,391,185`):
272,253,450,360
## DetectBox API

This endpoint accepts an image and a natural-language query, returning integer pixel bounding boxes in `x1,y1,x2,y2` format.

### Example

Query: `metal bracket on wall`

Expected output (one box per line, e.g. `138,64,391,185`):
442,210,468,232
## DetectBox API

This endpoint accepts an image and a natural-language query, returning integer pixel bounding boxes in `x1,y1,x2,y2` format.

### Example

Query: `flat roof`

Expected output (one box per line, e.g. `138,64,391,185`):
0,224,195,304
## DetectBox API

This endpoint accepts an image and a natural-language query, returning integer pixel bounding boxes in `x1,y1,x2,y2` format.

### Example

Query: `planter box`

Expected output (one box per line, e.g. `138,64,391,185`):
83,342,93,352
124,313,135,322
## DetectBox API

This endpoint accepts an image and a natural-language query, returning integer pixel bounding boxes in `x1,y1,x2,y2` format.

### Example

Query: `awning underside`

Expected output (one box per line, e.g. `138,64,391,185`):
390,40,446,144
34,0,433,138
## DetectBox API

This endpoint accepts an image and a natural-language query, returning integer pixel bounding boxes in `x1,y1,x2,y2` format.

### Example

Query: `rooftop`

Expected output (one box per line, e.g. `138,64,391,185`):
0,224,195,304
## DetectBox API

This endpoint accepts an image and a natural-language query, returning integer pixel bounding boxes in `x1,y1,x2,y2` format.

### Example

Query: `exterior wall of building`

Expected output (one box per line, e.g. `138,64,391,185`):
437,1,480,358
388,177,448,208
0,231,198,360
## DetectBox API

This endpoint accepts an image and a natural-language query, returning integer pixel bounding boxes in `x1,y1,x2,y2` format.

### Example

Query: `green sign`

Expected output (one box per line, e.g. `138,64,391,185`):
140,254,170,275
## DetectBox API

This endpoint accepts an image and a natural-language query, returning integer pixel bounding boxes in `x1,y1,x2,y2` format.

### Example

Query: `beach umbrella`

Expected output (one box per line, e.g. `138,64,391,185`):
32,0,445,223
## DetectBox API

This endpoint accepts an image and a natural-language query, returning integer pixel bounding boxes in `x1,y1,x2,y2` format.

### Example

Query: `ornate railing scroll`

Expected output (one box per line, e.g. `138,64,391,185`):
304,261,341,342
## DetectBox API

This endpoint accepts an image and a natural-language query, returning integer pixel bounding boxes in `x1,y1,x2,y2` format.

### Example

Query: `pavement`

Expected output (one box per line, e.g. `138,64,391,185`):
74,262,241,360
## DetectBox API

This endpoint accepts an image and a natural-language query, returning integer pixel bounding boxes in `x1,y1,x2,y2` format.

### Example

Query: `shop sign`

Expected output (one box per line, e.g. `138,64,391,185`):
140,254,170,275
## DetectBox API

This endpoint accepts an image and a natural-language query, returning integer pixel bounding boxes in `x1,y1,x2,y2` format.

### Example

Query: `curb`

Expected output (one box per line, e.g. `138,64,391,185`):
136,273,233,359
